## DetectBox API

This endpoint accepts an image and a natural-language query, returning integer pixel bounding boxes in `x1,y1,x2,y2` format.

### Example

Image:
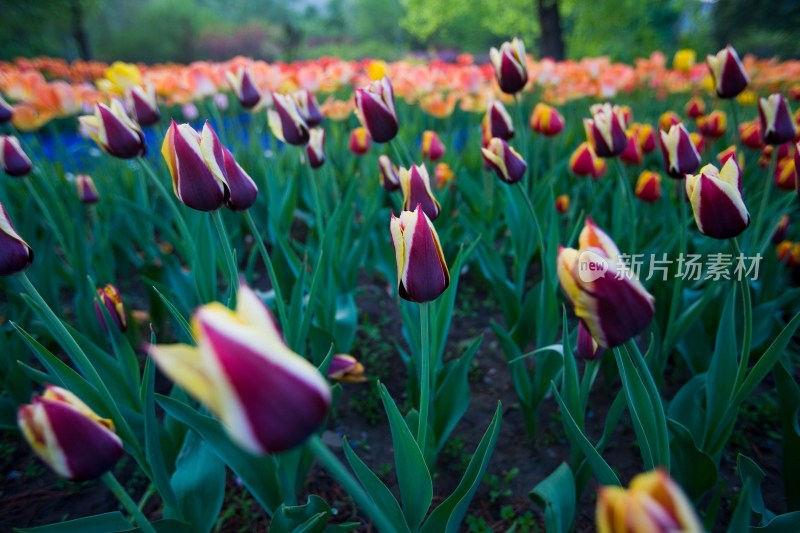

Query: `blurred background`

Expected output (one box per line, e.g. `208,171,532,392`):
0,0,798,64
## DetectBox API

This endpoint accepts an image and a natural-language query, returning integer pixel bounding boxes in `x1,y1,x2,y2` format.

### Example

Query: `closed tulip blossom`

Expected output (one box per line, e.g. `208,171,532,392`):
557,218,655,348
0,203,34,276
658,111,682,133
775,157,796,191
0,96,12,124
94,284,128,332
225,67,261,109
482,100,515,144
619,132,643,166
490,37,528,94
293,90,324,127
481,137,527,184
685,159,750,240
718,145,743,168
772,215,790,244
305,128,325,169
221,145,258,211
268,93,310,146
18,386,124,481
555,194,570,214
421,130,445,161
707,45,750,99
354,76,398,143
379,155,401,192
569,142,606,179
326,354,367,383
76,174,99,204
632,123,657,153
399,164,441,221
739,120,763,149
390,206,450,303
148,282,332,455
530,103,565,136
0,136,33,177
435,162,454,189
660,123,701,178
585,104,628,158
597,469,703,533
635,170,662,203
78,100,146,159
697,110,727,139
759,94,797,146
349,127,371,155
684,96,706,119
128,84,160,126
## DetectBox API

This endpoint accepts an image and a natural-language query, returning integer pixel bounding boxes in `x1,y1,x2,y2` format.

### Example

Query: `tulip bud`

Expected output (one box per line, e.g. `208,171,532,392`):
619,132,643,166
684,96,706,119
707,45,749,99
0,96,13,124
759,94,797,146
162,120,229,212
226,67,261,109
777,241,800,268
685,160,750,240
775,156,796,191
530,103,565,136
327,354,367,383
354,76,398,143
483,100,514,145
435,162,454,189
673,49,696,72
76,174,99,204
635,171,662,203
268,93,310,146
585,104,627,158
305,128,325,169
718,145,743,169
399,164,441,221
128,84,160,126
489,37,528,94
576,321,603,360
697,110,727,139
690,132,705,155
596,469,703,533
569,142,606,179
617,105,634,127
349,127,371,155
658,111,681,133
421,130,445,162
0,203,34,276
481,137,527,184
149,282,332,455
632,123,656,153
18,386,124,481
772,215,790,244
557,218,655,348
390,206,450,303
78,100,146,159
0,136,33,177
293,90,324,127
221,146,258,211
95,284,128,332
660,124,701,178
555,194,570,214
379,155,401,192
739,120,763,149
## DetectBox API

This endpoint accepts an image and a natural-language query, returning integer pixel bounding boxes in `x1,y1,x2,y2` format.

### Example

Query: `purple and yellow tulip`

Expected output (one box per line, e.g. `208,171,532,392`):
390,206,450,303
225,67,261,109
660,123,701,178
585,103,628,158
685,159,750,240
481,137,527,184
759,94,797,146
421,130,445,162
0,203,34,276
0,135,33,177
489,37,528,94
399,163,440,221
355,76,398,143
635,171,662,203
707,45,749,99
269,93,311,146
76,174,99,204
94,283,128,332
305,128,326,169
78,100,146,159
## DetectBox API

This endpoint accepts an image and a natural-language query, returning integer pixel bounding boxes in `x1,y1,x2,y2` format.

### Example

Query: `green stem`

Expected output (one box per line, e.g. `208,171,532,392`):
102,472,156,533
417,302,431,453
515,182,547,274
211,210,238,305
665,180,688,348
307,165,325,241
513,93,530,188
307,435,396,533
751,148,777,246
243,211,289,332
728,98,741,148
729,238,752,391
389,139,406,166
614,159,636,251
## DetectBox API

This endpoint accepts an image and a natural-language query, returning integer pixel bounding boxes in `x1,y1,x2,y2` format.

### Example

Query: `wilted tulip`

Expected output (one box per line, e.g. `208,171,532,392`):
697,110,727,139
739,120,763,149
354,76,398,143
483,100,514,144
225,67,261,109
399,164,440,221
128,84,160,126
269,93,310,146
481,137,527,184
148,282,332,455
660,123,701,178
490,37,528,94
0,136,33,177
79,100,146,159
772,215,790,244
585,104,628,158
95,284,128,332
221,145,258,211
530,103,564,136
576,321,603,360
305,128,325,169
555,194,570,214
293,90,324,127
0,96,13,124
327,355,367,383
685,160,750,239
76,174,99,204
349,127,371,155
569,142,606,179
390,206,450,303
707,45,749,99
684,96,706,119
379,155,401,192
18,386,124,481
635,171,662,203
759,94,797,146
162,120,228,212
421,130,445,162
0,203,34,276
619,132,643,166
435,162,454,189
557,218,655,348
597,469,703,533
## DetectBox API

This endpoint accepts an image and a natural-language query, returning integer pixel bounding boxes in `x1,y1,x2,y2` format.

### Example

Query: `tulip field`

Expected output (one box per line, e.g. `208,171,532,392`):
2,43,800,532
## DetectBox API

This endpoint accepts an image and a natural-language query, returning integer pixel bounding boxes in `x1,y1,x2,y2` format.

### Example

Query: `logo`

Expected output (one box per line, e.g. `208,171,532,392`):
577,249,609,282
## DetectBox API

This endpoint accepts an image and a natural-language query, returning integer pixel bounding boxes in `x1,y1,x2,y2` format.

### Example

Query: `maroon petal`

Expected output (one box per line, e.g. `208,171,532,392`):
222,147,258,211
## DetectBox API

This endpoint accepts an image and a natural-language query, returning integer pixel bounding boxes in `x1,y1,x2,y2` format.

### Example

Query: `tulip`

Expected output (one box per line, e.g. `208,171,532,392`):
569,142,606,179
707,45,749,99
585,104,627,158
78,100,146,159
739,120,763,149
390,206,450,303
631,123,656,153
399,164,441,221
421,130,445,162
555,194,570,214
697,110,727,139
690,132,705,155
481,137,527,184
0,203,34,276
759,94,797,146
684,96,706,119
379,155,401,192
597,469,703,533
0,96,13,124
221,146,258,211
95,284,128,332
225,67,261,109
268,93,310,146
128,84,160,126
0,136,33,177
760,144,791,168
490,37,528,94
673,49,696,72
482,100,514,145
76,174,99,204
617,105,634,127
660,124,701,178
305,128,325,169
214,93,229,111
367,60,387,81
101,61,142,95
635,171,662,203
435,162,454,189
718,146,743,169
619,132,643,166
530,103,565,136
777,241,800,268
772,215,790,244
293,90,324,127
327,355,367,383
349,127,371,155
658,111,681,133
161,120,228,212
576,321,603,360
354,76,398,143
18,386,124,481
685,160,750,240
775,156,796,191
148,282,332,455
557,218,655,348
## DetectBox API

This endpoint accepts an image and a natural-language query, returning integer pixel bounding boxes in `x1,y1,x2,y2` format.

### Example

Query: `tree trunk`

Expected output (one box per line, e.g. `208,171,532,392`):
70,0,92,60
537,0,565,60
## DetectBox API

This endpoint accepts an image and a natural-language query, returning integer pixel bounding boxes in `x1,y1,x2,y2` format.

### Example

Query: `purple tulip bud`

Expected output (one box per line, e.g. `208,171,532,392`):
306,128,326,169
76,174,99,204
0,203,34,276
268,93,310,146
128,84,160,126
390,206,450,303
489,37,528,94
706,45,749,99
685,160,750,240
355,76,398,143
399,164,441,221
78,100,146,159
481,137,527,184
0,136,33,177
758,94,797,146
660,123,701,178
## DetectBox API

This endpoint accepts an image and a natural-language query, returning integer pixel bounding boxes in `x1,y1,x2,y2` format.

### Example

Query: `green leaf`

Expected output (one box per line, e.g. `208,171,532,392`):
750,512,800,532
667,418,717,500
738,454,775,525
15,512,132,533
433,336,482,452
774,360,800,511
704,290,738,450
170,430,226,533
613,345,657,470
529,463,575,533
141,357,179,512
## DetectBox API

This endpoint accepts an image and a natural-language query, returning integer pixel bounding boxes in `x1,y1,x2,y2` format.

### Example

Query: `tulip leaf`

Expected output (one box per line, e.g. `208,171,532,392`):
122,519,195,532
378,383,432,532
530,462,575,533
268,495,335,533
737,454,775,525
15,512,134,533
613,344,658,470
170,429,226,533
749,512,800,532
704,290,737,450
151,286,193,342
667,418,717,500
141,357,179,512
433,335,482,453
774,360,800,511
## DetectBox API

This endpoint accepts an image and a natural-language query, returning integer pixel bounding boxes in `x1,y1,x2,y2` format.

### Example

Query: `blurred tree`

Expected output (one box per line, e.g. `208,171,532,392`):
712,0,800,58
